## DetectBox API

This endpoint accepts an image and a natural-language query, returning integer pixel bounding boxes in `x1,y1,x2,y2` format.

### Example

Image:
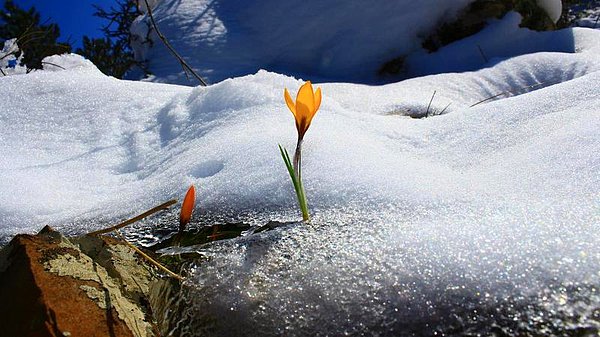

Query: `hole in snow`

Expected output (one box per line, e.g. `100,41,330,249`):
191,160,224,178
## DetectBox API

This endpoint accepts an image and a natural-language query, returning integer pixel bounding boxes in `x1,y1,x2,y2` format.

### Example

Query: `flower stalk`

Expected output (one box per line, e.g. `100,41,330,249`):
280,81,322,221
279,144,309,220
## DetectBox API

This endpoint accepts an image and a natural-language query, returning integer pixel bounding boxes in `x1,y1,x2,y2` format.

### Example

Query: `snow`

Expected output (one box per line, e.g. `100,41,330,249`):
537,0,562,23
0,39,18,68
0,57,188,235
1,10,600,335
131,0,566,85
131,0,477,84
406,12,600,77
0,38,26,76
3,26,599,237
571,5,600,29
41,53,98,72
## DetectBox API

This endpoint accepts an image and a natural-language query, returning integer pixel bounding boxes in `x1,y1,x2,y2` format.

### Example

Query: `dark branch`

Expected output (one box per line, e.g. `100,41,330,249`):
142,0,208,86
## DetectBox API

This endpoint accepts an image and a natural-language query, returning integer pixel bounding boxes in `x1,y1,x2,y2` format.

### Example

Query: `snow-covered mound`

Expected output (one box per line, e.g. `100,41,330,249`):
406,11,598,77
42,53,98,72
131,0,564,85
2,27,599,237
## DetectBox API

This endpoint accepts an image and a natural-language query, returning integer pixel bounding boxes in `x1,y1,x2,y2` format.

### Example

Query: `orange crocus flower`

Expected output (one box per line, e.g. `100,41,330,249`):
284,81,322,140
179,185,196,232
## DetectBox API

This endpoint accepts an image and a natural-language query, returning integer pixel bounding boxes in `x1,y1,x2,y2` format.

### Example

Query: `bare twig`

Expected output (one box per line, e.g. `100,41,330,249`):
470,92,507,108
40,61,66,70
142,0,208,86
87,199,177,236
115,230,184,281
0,38,20,62
17,28,54,48
0,51,14,62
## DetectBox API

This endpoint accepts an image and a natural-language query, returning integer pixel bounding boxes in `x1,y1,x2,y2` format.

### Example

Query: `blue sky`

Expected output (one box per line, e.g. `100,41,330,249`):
12,0,118,48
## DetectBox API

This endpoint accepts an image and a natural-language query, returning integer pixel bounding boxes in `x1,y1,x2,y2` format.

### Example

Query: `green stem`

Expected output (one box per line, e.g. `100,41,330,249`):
279,144,310,221
293,136,302,179
298,180,309,221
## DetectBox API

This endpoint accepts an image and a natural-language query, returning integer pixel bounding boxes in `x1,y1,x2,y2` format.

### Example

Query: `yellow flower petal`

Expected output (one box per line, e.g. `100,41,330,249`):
284,81,322,140
284,88,296,116
296,81,315,116
296,101,311,137
314,87,322,112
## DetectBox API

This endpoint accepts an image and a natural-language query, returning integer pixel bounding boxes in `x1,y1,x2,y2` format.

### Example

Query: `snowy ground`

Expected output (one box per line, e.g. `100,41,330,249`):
1,8,599,336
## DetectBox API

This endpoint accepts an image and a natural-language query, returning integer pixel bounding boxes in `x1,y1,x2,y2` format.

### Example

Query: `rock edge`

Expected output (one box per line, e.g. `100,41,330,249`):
0,226,161,337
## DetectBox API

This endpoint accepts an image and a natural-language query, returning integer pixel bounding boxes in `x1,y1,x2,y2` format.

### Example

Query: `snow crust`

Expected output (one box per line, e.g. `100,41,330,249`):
1,23,600,335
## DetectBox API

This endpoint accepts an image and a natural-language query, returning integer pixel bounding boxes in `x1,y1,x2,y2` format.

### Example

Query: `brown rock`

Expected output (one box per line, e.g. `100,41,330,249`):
0,226,157,337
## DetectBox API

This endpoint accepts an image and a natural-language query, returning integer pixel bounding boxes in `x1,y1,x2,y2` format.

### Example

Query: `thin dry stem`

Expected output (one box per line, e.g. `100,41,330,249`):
426,90,436,117
115,230,184,281
86,199,177,236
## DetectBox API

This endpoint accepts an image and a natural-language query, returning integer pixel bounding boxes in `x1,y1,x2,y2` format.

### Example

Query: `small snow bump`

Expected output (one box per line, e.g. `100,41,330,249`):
42,54,101,73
